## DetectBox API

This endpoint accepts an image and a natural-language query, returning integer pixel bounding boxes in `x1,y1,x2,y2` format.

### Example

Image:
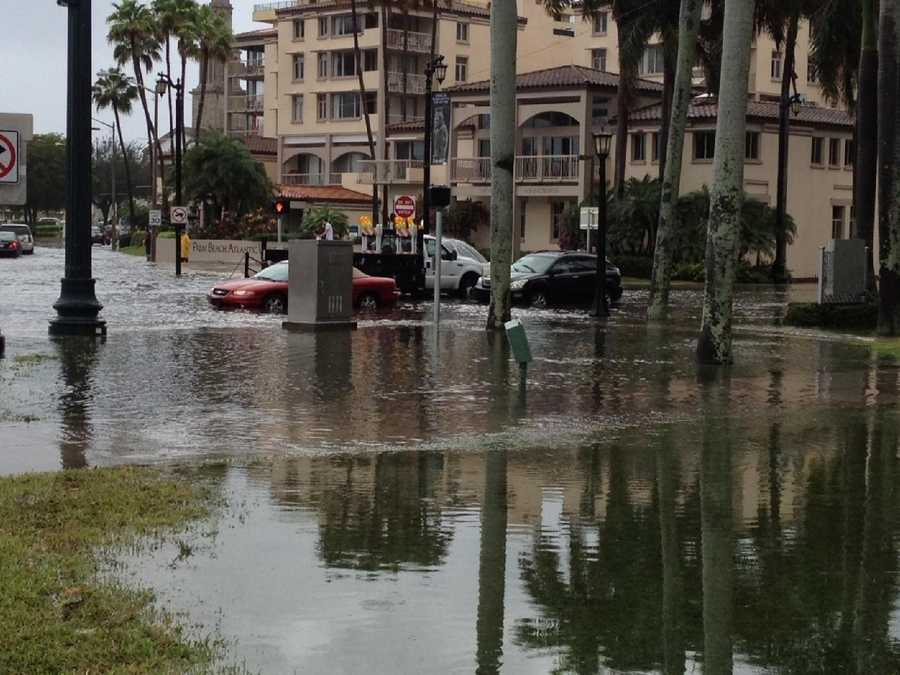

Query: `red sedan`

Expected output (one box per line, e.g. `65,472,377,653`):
207,261,400,314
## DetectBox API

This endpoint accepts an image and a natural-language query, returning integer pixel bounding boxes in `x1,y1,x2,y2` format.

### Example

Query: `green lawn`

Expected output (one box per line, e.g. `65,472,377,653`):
120,245,146,257
0,466,220,673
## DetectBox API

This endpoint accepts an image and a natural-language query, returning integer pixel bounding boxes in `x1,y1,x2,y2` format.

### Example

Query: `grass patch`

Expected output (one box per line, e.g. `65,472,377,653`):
120,245,146,257
872,339,900,360
0,466,219,673
784,302,878,331
12,352,57,366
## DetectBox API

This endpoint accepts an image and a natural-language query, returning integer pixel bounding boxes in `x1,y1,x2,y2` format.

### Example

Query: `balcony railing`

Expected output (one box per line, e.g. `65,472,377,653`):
451,156,582,184
228,61,265,78
228,128,263,138
356,159,424,184
229,95,265,112
385,29,433,53
282,173,344,186
253,0,300,13
386,71,427,95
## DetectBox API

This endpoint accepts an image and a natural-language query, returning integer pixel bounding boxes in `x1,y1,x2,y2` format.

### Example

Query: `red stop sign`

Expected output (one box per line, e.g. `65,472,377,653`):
393,195,416,219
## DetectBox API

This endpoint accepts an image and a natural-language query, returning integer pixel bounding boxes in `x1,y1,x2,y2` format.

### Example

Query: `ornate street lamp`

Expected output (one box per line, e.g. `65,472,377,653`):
157,73,185,277
590,130,613,319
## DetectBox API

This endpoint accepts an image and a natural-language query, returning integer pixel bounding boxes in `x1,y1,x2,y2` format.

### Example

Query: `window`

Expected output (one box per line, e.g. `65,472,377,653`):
593,12,608,34
631,133,646,162
542,135,578,156
592,96,610,123
317,93,328,120
771,51,783,80
651,132,660,162
291,95,303,123
520,137,538,156
364,13,378,29
807,58,819,84
332,50,357,77
318,16,329,37
640,45,664,75
292,53,305,81
745,131,760,160
551,201,568,241
364,90,377,114
332,92,360,119
811,137,823,164
829,138,840,166
332,15,359,36
395,140,424,161
591,48,607,72
832,205,845,239
455,56,468,82
293,19,305,40
247,48,264,66
364,49,377,71
849,206,857,238
317,52,328,79
456,22,469,42
478,139,491,157
694,130,715,160
844,139,855,167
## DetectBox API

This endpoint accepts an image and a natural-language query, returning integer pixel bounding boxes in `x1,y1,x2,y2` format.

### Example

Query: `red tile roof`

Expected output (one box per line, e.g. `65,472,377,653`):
241,135,278,155
445,64,664,95
234,28,278,41
386,119,425,134
278,185,372,204
628,96,853,128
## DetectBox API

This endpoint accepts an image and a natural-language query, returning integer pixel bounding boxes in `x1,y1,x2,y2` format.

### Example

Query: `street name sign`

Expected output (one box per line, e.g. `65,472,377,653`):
170,206,188,225
0,113,33,206
579,207,599,230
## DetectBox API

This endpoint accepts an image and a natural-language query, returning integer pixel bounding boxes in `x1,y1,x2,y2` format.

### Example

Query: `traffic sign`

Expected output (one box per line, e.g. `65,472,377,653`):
0,131,19,183
170,206,188,225
393,195,416,219
149,209,162,227
579,207,599,230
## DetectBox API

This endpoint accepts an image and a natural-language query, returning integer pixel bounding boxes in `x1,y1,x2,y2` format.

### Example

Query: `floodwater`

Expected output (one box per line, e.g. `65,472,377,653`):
3,246,899,673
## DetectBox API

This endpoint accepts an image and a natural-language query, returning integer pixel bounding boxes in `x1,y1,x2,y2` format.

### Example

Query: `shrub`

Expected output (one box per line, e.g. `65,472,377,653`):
613,255,653,279
300,206,349,239
784,302,877,330
672,262,705,282
130,231,146,248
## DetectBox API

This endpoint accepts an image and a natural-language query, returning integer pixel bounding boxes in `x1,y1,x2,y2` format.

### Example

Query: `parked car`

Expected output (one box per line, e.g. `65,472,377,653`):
0,224,34,254
0,231,21,258
91,225,110,246
472,251,623,308
424,235,489,296
207,261,401,314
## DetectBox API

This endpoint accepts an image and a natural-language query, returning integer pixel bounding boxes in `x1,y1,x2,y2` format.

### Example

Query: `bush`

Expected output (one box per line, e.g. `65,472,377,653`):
613,255,653,279
299,206,349,239
130,231,146,248
784,302,877,330
672,262,705,282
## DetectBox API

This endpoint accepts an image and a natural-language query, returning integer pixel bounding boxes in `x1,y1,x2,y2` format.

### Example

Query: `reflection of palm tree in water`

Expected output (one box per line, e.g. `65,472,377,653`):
57,339,99,469
476,449,507,674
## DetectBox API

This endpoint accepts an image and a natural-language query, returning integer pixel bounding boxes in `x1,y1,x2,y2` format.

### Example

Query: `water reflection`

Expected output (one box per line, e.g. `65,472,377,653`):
476,449,507,674
56,338,98,469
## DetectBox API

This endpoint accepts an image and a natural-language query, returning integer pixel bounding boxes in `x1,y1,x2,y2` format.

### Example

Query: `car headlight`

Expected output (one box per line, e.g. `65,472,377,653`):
510,278,527,291
233,289,255,297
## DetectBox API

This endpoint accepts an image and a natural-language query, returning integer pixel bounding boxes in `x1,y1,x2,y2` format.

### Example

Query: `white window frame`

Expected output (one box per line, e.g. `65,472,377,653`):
293,19,305,40
455,56,468,83
591,48,607,72
631,133,646,162
292,53,305,81
592,12,608,35
456,22,469,42
745,131,760,161
694,130,716,161
317,93,328,120
292,94,304,123
771,50,783,80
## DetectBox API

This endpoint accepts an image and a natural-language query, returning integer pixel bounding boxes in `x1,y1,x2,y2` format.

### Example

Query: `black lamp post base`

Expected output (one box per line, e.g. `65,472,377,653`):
49,278,107,338
590,298,610,319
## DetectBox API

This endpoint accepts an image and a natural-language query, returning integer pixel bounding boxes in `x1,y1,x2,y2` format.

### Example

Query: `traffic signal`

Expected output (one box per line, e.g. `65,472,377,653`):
274,198,288,216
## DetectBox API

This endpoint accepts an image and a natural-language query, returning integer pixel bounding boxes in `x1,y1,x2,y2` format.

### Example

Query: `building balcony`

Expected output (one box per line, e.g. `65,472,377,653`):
385,29,433,54
356,159,424,185
229,95,265,113
386,71,427,95
282,172,345,186
451,156,582,184
228,61,265,78
228,129,263,138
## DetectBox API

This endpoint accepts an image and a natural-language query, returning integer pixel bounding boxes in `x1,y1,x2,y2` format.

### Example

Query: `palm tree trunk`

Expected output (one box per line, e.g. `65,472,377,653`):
658,38,677,182
350,0,378,225
196,50,209,142
772,12,799,283
878,0,900,335
857,0,878,293
180,53,188,150
648,0,703,321
166,40,175,148
112,105,136,231
696,0,754,364
486,0,517,330
130,41,167,205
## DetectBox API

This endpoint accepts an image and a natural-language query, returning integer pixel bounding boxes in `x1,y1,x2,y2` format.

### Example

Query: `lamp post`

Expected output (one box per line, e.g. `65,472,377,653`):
156,73,184,277
50,0,106,338
773,70,803,282
92,118,117,250
590,130,613,319
420,55,447,263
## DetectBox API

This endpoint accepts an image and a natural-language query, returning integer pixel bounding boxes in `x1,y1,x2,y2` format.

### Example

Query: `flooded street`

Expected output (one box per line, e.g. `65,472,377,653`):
2,246,899,673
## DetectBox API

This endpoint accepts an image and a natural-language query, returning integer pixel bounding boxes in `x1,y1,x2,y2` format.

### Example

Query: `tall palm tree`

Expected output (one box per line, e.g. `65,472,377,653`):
152,0,181,148
174,1,200,151
92,68,139,242
192,5,233,141
107,0,166,204
696,0,755,365
350,0,378,225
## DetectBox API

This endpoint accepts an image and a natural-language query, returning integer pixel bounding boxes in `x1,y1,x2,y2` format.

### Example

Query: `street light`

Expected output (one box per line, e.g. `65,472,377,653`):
420,54,447,288
590,130,613,319
157,72,184,277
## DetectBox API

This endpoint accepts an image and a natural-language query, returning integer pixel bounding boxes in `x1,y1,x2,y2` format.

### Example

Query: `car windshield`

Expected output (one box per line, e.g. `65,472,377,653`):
451,241,486,263
352,267,367,279
0,232,16,242
0,226,28,236
253,263,289,282
511,254,557,275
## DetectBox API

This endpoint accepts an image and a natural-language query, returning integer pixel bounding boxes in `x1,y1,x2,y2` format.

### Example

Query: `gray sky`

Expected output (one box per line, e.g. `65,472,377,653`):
2,1,264,143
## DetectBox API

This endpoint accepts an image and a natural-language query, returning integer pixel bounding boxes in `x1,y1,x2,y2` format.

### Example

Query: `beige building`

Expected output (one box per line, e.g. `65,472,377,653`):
224,0,850,279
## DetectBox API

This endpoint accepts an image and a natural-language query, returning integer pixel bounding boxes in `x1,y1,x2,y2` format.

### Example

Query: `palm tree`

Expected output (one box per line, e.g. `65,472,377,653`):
487,0,518,330
350,0,379,226
647,0,704,320
174,1,200,151
193,5,233,141
107,0,166,204
152,0,182,148
695,0,755,364
92,68,139,244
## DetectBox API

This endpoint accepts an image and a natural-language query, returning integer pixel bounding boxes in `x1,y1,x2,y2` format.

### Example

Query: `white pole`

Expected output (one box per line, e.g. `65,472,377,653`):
277,214,283,244
434,209,443,325
586,212,591,253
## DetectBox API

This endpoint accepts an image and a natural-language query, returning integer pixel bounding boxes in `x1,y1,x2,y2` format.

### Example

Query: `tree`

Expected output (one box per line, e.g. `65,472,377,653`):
695,0,755,364
350,0,378,226
173,0,200,151
151,0,185,147
300,206,350,240
107,0,166,205
647,0,704,320
193,5,233,140
487,0,517,330
24,134,67,225
92,67,139,240
182,132,273,227
443,199,489,242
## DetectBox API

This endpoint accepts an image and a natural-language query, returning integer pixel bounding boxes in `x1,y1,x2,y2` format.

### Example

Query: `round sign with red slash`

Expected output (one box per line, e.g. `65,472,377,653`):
0,132,17,182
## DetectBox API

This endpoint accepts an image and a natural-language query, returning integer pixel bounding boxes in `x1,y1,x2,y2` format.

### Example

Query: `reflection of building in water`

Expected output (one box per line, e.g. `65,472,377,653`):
56,340,99,469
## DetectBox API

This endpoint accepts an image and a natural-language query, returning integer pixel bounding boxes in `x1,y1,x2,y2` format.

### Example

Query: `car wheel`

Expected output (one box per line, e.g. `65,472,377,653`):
609,286,623,302
528,288,549,309
358,293,379,311
263,294,287,314
458,272,479,298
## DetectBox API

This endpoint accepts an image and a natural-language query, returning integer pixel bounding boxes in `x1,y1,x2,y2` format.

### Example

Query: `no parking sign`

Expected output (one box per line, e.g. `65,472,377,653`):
0,131,18,183
0,114,33,206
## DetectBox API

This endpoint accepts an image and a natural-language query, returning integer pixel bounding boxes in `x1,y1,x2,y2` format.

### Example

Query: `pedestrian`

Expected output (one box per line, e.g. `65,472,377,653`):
323,221,334,241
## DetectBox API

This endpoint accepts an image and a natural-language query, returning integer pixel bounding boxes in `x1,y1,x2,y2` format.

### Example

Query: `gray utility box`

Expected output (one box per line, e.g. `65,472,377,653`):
282,239,357,331
817,239,868,304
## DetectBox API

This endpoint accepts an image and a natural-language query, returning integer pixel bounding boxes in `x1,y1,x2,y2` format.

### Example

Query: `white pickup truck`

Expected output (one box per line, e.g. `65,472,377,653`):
424,235,489,296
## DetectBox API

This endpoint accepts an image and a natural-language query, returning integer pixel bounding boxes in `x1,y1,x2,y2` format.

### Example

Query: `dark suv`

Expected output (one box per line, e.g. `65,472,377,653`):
472,251,623,308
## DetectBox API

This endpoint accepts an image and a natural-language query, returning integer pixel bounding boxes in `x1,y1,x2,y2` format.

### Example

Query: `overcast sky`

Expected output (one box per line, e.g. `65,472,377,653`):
2,1,264,143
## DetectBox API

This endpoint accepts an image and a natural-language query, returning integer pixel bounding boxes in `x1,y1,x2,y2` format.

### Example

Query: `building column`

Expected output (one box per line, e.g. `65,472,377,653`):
578,89,593,205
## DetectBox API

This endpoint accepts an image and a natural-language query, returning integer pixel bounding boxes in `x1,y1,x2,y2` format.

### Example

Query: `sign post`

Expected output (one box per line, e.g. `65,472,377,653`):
0,114,33,207
171,206,188,277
